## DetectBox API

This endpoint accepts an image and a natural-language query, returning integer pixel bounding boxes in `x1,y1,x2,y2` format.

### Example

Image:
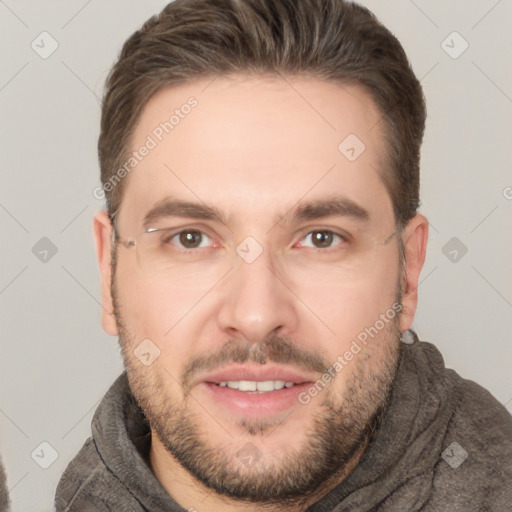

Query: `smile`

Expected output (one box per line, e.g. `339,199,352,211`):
217,380,296,392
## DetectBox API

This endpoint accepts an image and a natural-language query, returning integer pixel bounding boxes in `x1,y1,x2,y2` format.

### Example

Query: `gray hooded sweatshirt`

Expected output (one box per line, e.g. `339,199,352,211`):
0,457,9,512
55,331,512,511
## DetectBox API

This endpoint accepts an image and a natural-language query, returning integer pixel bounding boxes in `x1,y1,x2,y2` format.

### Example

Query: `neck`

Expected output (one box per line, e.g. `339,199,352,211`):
149,430,369,512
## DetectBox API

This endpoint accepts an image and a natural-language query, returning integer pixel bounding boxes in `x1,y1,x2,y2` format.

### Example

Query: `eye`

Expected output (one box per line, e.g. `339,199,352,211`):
167,229,213,250
299,230,346,250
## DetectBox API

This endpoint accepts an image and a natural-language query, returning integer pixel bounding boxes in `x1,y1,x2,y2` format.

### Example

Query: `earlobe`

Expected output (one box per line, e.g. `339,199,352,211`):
93,210,119,336
398,214,429,332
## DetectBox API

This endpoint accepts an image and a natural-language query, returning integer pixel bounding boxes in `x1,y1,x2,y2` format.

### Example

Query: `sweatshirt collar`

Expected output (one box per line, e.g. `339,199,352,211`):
92,373,185,511
92,330,455,511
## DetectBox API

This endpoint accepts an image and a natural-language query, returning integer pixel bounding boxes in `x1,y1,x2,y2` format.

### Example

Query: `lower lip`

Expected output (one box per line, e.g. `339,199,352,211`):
198,382,311,418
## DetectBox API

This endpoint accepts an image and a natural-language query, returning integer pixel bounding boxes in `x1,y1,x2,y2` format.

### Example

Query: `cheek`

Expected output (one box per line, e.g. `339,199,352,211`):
115,262,214,378
297,253,399,340
115,260,200,347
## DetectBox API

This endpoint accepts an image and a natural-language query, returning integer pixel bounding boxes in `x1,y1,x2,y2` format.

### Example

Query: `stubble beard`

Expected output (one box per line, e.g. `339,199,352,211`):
112,262,403,507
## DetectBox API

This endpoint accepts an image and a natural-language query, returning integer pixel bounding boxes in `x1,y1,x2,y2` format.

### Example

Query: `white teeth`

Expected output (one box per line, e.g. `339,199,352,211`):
217,380,295,392
273,380,285,390
238,380,257,391
256,380,275,392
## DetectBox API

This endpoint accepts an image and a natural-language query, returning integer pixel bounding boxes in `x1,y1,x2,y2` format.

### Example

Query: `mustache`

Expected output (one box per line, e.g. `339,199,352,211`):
181,334,330,393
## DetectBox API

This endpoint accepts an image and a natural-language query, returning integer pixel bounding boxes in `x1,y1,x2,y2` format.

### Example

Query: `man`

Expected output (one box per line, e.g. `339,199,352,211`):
55,0,512,510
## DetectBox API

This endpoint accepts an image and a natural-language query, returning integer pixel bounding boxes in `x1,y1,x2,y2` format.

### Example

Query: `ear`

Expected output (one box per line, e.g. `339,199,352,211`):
399,213,429,332
93,210,118,336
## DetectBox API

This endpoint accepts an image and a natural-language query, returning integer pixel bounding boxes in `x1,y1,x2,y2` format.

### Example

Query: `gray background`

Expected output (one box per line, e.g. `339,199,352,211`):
1,1,511,510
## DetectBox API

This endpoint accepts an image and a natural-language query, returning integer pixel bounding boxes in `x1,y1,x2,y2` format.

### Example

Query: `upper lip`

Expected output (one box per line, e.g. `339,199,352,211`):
196,363,319,386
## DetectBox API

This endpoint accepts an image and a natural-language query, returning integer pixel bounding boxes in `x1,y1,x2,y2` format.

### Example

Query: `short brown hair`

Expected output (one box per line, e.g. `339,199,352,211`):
99,0,426,230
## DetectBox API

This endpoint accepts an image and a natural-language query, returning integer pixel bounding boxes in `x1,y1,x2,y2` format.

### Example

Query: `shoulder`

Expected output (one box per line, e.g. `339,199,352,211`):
416,340,512,450
418,342,512,510
54,437,142,512
442,372,512,478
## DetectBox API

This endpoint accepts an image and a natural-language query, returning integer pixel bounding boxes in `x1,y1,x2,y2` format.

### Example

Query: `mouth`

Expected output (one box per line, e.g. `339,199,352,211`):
194,364,318,418
215,379,296,393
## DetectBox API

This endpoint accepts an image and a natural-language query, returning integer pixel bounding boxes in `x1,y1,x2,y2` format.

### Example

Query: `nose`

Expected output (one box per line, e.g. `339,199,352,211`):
216,242,299,343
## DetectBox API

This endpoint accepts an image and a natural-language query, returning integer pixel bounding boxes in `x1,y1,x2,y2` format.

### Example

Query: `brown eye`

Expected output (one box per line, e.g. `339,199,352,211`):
300,230,345,250
311,231,333,248
177,230,204,248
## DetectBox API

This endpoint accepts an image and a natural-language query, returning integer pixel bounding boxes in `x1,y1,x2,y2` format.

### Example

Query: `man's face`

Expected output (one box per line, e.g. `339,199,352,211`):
107,75,407,503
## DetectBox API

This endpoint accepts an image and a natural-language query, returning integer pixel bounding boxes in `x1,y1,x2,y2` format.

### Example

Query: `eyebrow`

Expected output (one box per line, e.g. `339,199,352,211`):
142,198,226,230
291,196,370,224
142,195,370,230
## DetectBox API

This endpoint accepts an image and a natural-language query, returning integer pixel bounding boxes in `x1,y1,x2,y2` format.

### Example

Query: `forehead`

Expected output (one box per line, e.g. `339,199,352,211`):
118,75,393,230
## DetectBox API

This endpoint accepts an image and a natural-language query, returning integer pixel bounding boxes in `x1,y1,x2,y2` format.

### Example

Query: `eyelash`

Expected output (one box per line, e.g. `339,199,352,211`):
161,228,349,253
